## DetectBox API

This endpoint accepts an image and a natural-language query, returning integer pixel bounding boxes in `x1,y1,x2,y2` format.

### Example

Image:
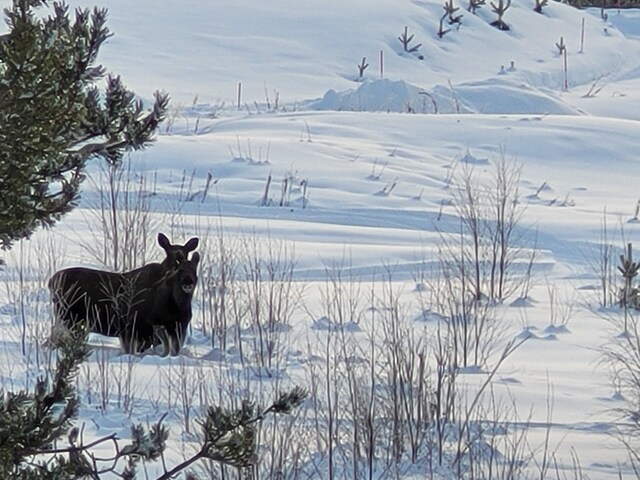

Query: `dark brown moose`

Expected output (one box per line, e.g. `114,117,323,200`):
48,233,200,356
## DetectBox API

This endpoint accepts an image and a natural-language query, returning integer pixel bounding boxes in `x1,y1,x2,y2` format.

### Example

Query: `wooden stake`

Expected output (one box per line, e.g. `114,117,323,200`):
563,49,568,90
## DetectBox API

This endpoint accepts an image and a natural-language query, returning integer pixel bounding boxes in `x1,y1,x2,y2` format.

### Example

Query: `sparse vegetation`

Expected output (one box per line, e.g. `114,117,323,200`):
0,178,598,478
444,0,464,27
556,36,567,55
468,0,486,13
0,322,307,478
533,0,548,13
398,25,423,56
357,57,369,79
601,251,640,474
490,0,512,30
434,0,464,38
2,0,640,477
439,9,452,38
618,243,640,313
439,155,530,304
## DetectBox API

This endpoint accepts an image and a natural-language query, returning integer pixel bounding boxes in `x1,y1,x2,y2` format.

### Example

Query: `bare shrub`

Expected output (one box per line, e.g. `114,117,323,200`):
602,265,640,470
320,255,365,328
238,235,303,375
546,280,577,328
82,156,161,272
425,242,503,369
302,258,396,479
455,388,533,479
398,26,422,54
441,154,532,305
197,226,241,352
377,270,436,465
490,0,511,30
583,208,619,309
2,237,60,368
450,337,527,476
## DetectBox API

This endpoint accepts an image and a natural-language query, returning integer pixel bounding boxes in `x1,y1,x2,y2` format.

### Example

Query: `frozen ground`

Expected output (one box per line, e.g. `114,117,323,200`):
2,0,640,478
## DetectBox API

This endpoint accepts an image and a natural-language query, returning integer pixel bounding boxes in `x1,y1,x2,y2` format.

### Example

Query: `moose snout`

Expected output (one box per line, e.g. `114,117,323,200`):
181,276,197,294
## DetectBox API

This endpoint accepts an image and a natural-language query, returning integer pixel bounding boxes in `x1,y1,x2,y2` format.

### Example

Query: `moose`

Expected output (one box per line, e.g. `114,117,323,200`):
48,233,200,356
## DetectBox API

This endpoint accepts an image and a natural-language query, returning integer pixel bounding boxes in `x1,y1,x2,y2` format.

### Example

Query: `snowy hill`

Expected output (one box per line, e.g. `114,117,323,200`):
80,0,640,115
2,0,640,478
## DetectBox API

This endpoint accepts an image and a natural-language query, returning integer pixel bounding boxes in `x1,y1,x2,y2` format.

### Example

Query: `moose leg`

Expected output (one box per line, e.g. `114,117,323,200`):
153,325,171,357
169,331,181,357
165,323,188,357
119,329,139,354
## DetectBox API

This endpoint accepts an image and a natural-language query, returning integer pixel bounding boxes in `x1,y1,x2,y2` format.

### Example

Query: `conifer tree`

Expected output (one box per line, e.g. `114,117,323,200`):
0,3,308,477
0,0,169,250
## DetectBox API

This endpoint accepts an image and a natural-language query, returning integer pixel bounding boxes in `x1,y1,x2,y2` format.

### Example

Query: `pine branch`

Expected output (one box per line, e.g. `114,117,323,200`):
0,0,168,249
21,433,119,458
0,325,90,475
155,387,308,480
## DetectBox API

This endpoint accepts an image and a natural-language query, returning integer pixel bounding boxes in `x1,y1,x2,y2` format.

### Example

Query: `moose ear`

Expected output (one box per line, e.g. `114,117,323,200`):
191,251,201,267
157,233,170,249
184,237,199,252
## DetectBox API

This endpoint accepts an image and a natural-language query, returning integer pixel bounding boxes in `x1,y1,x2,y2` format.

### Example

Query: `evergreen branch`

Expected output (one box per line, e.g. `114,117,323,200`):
156,387,308,480
21,433,119,458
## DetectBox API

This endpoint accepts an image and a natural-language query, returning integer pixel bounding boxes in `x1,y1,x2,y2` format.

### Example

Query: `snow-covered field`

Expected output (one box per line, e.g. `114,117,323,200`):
2,0,640,478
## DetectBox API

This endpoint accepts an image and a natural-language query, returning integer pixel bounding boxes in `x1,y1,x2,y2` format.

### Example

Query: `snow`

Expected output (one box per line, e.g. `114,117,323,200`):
2,0,640,478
